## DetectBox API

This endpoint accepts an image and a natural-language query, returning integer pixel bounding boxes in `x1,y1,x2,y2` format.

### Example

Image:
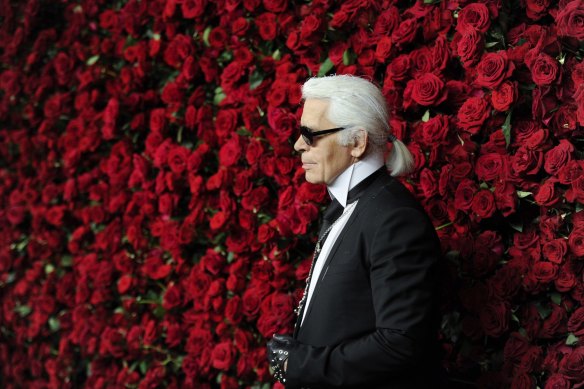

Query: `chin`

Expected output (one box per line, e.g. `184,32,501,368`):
304,173,323,185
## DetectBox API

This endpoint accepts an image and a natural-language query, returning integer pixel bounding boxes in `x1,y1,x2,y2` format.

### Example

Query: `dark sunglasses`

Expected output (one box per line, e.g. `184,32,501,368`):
300,126,346,146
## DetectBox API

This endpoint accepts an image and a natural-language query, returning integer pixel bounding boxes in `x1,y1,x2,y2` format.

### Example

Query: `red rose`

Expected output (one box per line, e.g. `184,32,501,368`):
534,180,560,206
567,307,584,336
218,137,242,167
374,36,393,62
406,73,448,107
457,3,491,33
167,145,190,174
263,0,287,13
391,18,418,46
532,261,558,283
224,296,242,325
568,227,584,256
488,266,521,300
511,147,543,176
456,97,490,134
566,174,584,203
456,29,485,68
475,52,515,89
420,114,449,145
479,301,510,337
149,108,167,135
475,153,506,182
555,263,576,292
386,54,411,82
256,12,277,41
544,374,571,389
181,0,207,18
242,283,271,318
525,0,551,20
559,347,584,381
162,283,184,310
300,14,321,40
542,239,568,264
503,332,530,362
556,0,584,39
241,186,269,211
100,327,126,358
493,181,517,216
53,52,74,85
409,47,433,79
528,53,559,86
544,140,574,175
373,7,400,37
419,168,438,198
491,80,517,112
511,373,535,389
163,34,193,68
211,341,235,371
550,104,578,137
471,189,496,219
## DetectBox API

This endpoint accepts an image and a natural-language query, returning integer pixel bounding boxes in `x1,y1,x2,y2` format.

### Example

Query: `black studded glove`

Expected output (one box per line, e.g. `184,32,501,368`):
267,334,297,385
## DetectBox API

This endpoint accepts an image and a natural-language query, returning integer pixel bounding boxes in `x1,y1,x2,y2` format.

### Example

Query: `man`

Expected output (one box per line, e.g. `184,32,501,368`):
267,75,443,388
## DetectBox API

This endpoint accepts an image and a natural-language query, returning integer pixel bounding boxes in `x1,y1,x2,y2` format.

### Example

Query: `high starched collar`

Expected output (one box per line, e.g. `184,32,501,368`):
328,152,385,207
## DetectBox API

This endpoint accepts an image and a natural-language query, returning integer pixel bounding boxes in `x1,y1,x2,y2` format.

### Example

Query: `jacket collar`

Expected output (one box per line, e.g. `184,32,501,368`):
327,152,385,207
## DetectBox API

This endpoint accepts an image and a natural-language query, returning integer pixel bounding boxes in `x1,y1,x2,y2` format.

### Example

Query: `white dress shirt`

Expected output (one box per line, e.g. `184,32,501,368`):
301,152,384,325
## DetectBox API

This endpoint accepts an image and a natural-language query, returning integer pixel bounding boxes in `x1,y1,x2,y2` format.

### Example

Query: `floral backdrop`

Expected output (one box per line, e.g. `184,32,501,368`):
1,0,583,388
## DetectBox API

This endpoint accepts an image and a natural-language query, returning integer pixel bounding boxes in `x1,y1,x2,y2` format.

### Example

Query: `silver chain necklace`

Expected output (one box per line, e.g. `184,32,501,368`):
294,201,357,318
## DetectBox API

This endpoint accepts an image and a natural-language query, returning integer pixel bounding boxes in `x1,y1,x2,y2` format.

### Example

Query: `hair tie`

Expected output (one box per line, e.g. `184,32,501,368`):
387,133,397,143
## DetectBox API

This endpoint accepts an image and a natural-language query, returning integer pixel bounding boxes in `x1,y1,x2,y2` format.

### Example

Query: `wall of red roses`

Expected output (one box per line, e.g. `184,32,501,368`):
1,0,583,388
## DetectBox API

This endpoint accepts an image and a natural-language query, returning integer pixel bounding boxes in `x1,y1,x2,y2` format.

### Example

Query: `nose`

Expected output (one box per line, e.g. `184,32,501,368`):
294,134,308,153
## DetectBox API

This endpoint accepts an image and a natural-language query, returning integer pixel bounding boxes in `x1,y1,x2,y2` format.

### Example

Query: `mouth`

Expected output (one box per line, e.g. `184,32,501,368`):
302,161,316,169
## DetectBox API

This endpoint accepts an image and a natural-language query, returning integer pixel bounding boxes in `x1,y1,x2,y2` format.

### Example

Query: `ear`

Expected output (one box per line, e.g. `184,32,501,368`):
350,129,368,159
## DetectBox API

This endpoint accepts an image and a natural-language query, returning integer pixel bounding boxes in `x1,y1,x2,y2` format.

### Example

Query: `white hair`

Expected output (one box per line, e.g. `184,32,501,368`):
301,75,413,177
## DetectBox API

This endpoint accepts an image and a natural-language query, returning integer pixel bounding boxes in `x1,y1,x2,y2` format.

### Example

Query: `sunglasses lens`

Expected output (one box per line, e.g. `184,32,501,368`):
300,127,313,145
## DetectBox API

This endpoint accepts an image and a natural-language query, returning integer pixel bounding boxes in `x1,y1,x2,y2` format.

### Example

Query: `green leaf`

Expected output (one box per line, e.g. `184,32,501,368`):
86,55,99,66
139,360,149,375
576,203,583,212
213,87,226,105
485,41,500,48
317,57,334,77
14,305,32,317
517,191,532,198
535,303,551,320
435,222,453,231
502,110,512,147
227,252,235,263
551,292,562,305
48,317,60,332
509,220,523,232
272,49,281,61
566,333,579,346
45,263,55,274
203,26,212,47
342,49,353,66
61,255,72,267
177,126,183,144
422,110,430,122
249,70,263,90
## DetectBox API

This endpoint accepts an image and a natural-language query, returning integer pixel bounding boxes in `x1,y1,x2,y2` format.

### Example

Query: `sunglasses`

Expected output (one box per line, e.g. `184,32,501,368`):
300,126,346,146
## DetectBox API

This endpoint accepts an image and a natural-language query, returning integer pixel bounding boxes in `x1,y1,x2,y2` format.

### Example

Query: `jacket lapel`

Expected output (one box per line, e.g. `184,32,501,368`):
296,173,389,334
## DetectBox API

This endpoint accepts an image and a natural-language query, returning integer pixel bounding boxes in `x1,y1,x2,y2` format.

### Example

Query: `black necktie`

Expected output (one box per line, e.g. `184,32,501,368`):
317,167,385,242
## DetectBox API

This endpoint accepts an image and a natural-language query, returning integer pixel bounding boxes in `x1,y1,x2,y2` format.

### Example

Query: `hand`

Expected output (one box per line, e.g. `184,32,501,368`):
267,334,297,384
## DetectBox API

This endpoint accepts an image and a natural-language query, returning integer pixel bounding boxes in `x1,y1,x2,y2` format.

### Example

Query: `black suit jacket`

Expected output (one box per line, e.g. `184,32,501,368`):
287,170,443,389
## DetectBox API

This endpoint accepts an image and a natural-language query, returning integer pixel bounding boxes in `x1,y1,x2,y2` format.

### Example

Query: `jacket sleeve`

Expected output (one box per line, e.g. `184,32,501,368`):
285,206,441,388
